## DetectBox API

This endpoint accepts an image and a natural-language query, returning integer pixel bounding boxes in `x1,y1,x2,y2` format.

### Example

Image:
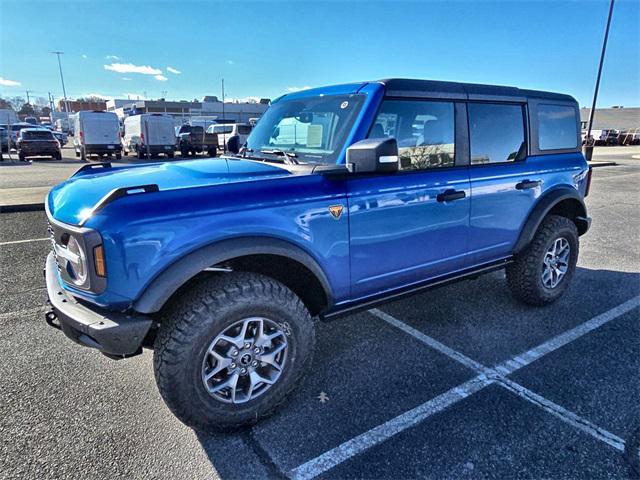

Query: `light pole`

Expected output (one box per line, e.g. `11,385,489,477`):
584,0,615,161
51,51,70,116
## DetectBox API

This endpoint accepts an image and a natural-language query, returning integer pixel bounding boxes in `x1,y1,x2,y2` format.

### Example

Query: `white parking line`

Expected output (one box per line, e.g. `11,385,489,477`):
494,295,640,375
287,297,639,479
0,237,49,246
499,378,626,452
288,374,494,480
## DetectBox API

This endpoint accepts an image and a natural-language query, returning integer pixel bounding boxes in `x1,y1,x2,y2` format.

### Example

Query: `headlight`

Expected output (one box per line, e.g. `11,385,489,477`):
66,236,87,285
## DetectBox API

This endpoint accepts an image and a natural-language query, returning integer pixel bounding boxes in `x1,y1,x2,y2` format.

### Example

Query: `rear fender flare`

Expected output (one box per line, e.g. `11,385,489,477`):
513,187,587,254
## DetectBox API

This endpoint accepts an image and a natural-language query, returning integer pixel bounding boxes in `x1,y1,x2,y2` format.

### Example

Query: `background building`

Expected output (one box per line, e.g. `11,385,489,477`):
580,107,640,130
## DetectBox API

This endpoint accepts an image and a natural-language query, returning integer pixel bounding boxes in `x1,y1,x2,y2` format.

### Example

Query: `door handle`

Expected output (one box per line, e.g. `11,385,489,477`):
437,189,466,202
516,179,541,190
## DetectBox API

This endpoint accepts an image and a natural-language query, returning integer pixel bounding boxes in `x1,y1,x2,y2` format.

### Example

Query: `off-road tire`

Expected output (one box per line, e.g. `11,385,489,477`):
153,272,315,432
507,215,579,306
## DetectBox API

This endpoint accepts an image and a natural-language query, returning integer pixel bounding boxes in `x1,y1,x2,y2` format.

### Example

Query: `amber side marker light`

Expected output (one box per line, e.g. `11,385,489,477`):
94,245,106,277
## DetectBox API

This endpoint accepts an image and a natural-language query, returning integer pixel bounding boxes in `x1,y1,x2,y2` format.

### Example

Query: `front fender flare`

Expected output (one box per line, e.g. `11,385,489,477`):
513,187,588,254
133,236,334,314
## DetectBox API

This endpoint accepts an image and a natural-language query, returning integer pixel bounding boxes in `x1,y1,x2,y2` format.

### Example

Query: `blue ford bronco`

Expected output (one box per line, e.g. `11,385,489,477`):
45,79,591,430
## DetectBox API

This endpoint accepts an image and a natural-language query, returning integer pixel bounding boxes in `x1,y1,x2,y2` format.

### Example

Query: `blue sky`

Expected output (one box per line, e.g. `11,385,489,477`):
1,0,638,107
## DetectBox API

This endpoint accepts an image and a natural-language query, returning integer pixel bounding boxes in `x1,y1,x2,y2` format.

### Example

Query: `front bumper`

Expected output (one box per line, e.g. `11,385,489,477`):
44,252,152,358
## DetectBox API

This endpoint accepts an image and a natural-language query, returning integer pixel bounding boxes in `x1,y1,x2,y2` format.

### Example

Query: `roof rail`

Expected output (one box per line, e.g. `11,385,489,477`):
78,184,160,226
73,162,112,177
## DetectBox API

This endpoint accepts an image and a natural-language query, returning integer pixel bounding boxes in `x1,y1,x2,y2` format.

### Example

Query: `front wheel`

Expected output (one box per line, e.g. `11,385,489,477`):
506,215,579,306
153,272,315,431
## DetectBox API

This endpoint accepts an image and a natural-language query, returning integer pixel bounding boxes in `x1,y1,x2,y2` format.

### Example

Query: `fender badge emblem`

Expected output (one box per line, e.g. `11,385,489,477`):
329,205,344,220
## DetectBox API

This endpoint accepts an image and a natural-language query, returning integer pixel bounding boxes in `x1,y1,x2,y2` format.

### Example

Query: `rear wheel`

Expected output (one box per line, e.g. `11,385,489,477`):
181,148,189,157
115,152,122,160
80,147,87,162
137,147,144,160
18,152,26,162
166,151,174,159
54,152,62,160
506,215,579,306
153,272,315,431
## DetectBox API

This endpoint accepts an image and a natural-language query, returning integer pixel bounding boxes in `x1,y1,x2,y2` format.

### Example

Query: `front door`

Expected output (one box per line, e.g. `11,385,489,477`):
347,98,470,299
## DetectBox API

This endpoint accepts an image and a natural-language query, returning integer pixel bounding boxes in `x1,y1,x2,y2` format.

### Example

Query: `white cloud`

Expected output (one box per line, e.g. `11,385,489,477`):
166,66,181,74
154,74,168,81
106,55,120,60
286,86,311,92
0,77,21,87
104,63,162,75
81,54,88,59
121,77,132,81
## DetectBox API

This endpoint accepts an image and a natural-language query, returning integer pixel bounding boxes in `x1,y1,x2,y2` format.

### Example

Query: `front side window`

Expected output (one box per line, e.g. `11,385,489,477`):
538,104,578,150
469,103,525,164
246,93,365,164
368,99,455,170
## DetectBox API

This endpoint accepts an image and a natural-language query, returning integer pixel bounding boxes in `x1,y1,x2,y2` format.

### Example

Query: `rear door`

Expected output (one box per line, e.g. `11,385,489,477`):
347,98,471,298
82,113,120,145
146,116,176,146
466,102,537,266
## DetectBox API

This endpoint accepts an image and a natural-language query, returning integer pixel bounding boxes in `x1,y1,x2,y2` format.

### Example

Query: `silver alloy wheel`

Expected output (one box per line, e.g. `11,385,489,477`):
542,237,570,289
201,317,288,404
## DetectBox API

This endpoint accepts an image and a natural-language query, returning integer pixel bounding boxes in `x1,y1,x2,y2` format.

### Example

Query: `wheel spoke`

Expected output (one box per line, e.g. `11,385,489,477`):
208,372,239,395
204,356,232,380
259,342,287,370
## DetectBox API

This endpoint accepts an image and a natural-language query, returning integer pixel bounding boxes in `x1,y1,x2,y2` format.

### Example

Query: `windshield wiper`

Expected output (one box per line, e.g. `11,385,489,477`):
260,149,299,165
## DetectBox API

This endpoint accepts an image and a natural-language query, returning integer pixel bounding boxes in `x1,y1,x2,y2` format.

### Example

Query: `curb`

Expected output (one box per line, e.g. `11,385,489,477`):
0,203,45,213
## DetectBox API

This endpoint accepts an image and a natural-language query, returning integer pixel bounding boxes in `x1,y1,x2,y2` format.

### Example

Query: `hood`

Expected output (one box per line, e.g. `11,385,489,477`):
47,157,292,225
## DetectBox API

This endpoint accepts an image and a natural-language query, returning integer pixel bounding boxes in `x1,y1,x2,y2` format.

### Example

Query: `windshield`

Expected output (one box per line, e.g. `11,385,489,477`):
245,93,365,164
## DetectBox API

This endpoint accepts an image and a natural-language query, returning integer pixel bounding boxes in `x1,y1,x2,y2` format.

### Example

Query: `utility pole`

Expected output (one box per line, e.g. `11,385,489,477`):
221,78,226,152
25,90,32,104
584,0,615,161
51,51,70,116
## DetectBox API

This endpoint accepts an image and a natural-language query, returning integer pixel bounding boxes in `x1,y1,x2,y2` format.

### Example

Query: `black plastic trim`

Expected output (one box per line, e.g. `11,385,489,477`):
321,258,512,321
513,187,588,254
133,237,334,314
45,253,152,357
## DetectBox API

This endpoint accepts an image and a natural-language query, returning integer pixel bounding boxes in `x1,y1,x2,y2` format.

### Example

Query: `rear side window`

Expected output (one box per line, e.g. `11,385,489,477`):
537,104,578,150
369,99,455,170
469,103,525,164
237,125,252,135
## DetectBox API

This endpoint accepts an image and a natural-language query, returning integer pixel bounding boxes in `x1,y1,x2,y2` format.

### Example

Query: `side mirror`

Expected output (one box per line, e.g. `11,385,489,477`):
345,138,399,174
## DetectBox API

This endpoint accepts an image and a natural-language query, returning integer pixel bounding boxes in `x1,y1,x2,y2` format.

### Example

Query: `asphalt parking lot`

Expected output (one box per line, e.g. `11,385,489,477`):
1,153,639,479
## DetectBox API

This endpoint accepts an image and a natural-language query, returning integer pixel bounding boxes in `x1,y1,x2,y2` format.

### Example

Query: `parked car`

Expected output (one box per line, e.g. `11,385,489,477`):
73,111,122,161
584,129,619,146
55,118,72,134
52,130,68,147
0,127,8,152
176,124,218,157
24,116,39,125
122,114,176,159
1,122,33,148
17,128,61,161
207,123,252,151
44,79,591,431
617,128,640,145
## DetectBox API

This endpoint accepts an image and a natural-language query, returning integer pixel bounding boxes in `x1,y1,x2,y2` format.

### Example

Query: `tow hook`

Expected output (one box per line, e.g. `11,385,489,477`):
45,310,61,330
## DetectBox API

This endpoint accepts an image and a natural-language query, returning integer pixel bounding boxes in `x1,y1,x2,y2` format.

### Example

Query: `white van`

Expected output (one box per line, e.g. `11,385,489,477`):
73,111,122,160
206,123,253,151
123,114,176,159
